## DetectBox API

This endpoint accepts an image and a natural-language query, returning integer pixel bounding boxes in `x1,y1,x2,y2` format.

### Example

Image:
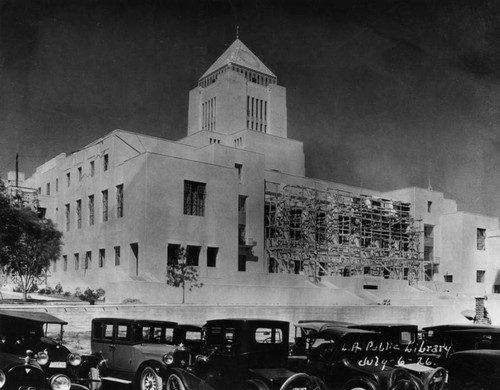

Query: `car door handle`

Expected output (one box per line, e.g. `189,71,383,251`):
109,345,115,352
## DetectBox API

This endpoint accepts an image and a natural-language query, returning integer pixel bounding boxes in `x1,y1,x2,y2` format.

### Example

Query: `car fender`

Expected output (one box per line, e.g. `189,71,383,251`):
166,367,213,390
134,359,165,381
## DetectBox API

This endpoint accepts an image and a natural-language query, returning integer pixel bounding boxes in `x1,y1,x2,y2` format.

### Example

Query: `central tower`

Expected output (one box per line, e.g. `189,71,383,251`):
187,39,287,138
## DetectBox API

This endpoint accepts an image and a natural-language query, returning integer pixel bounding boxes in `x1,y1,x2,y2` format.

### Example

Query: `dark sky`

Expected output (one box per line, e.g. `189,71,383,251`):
2,0,500,216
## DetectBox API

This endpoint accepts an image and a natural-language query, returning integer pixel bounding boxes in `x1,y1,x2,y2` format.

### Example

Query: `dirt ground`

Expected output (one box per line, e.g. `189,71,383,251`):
62,331,92,355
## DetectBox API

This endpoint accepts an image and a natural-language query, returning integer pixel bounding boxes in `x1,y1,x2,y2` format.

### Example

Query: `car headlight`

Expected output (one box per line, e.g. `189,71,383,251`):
68,353,82,366
37,351,49,365
162,353,174,365
50,374,72,390
0,369,6,388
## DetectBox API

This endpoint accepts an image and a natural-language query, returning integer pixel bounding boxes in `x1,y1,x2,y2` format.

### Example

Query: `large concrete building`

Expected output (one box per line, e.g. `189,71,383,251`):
15,39,500,304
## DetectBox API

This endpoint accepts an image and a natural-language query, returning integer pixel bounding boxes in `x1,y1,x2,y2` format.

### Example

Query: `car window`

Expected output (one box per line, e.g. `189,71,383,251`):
255,327,283,344
104,323,114,340
400,331,415,345
117,324,130,341
185,330,202,342
165,327,174,342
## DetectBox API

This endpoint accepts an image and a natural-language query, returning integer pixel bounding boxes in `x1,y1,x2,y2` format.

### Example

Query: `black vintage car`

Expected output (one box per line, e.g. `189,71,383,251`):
420,324,500,366
0,309,99,390
294,326,447,390
164,318,326,390
90,318,202,390
446,350,500,390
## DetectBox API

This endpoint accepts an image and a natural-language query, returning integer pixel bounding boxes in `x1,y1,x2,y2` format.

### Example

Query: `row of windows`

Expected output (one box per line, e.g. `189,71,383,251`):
65,184,123,231
246,96,267,132
39,154,109,196
56,243,219,273
58,246,121,272
443,270,486,283
202,97,216,131
198,64,277,88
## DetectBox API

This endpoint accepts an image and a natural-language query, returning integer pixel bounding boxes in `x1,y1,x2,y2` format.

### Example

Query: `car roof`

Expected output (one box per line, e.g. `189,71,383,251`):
310,326,378,340
0,309,67,325
349,323,416,328
205,318,289,326
91,317,178,326
295,321,352,332
452,349,500,360
444,328,500,335
423,324,495,331
177,324,203,331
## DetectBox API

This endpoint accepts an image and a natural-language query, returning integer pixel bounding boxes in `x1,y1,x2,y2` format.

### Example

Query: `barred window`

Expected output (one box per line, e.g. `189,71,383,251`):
183,181,206,216
116,184,123,218
88,195,94,226
76,199,82,229
477,228,486,251
102,190,108,222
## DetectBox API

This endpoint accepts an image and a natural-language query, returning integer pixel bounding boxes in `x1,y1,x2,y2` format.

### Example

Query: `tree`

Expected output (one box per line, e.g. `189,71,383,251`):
166,246,203,304
0,180,63,300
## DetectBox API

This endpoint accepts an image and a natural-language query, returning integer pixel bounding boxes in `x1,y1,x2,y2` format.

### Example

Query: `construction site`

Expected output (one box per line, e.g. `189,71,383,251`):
264,181,425,284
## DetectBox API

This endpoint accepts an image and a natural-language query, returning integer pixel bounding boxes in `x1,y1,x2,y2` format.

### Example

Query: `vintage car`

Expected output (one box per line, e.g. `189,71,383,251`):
445,350,500,390
90,317,202,390
0,309,100,389
296,326,447,390
420,324,500,366
163,318,326,390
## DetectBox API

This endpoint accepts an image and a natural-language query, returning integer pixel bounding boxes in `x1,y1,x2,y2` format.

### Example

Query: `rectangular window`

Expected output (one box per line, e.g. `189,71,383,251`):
56,178,59,192
427,201,432,213
66,172,70,187
88,195,94,226
99,249,105,268
85,251,91,270
235,163,242,181
102,190,108,222
46,183,50,196
238,224,246,245
116,184,123,218
207,247,218,267
238,195,246,213
183,181,206,216
424,225,434,238
65,204,70,231
167,244,181,265
74,253,80,270
186,245,201,266
238,254,246,272
444,274,453,283
477,270,485,283
78,166,82,181
76,199,82,229
114,246,120,266
477,228,486,250
90,160,95,177
103,154,109,171
63,255,67,272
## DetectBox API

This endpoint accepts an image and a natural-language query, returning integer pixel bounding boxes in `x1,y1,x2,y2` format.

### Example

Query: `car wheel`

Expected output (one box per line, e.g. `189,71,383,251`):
239,379,270,390
389,368,413,387
388,379,420,390
279,373,325,390
88,367,102,390
140,366,163,390
166,374,186,390
424,367,447,390
340,377,378,390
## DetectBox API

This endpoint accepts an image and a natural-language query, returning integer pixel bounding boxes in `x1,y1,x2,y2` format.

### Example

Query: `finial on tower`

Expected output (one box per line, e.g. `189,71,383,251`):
236,25,239,40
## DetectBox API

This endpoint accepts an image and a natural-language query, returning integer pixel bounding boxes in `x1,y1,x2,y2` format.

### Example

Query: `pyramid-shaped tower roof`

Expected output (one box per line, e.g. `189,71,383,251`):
201,39,276,79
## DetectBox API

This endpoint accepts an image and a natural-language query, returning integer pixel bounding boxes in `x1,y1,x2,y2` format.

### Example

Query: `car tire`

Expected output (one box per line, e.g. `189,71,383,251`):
424,367,447,390
388,368,413,387
166,373,187,390
340,377,378,390
239,379,270,390
279,373,325,390
139,366,163,390
88,367,102,390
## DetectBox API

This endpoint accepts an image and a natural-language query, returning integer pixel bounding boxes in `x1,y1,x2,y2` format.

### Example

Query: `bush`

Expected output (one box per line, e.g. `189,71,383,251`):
63,291,72,297
54,283,63,295
79,287,105,304
13,284,38,293
74,287,82,297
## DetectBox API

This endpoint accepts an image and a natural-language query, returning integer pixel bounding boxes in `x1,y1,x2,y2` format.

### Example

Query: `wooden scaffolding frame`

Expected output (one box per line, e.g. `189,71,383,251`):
264,181,424,284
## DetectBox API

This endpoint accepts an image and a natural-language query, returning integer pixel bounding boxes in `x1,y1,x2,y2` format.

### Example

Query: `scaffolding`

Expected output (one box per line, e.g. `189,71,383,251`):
6,185,40,211
265,181,424,284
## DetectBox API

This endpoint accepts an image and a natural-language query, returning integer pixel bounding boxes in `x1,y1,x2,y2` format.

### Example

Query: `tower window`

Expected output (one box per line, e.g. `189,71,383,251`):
90,160,95,177
183,181,206,216
88,195,94,226
477,228,486,250
116,184,124,218
76,199,82,229
103,154,109,171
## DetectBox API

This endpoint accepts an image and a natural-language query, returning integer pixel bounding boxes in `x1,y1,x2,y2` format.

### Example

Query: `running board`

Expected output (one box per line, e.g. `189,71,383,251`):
100,376,132,384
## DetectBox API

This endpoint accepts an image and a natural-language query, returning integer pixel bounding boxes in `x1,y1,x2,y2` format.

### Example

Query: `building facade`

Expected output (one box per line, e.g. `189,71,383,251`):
16,39,500,303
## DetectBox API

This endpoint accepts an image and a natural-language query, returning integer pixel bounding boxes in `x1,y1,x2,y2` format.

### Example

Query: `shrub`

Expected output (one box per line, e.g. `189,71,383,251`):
63,291,72,297
54,283,63,295
79,287,105,304
74,287,82,297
